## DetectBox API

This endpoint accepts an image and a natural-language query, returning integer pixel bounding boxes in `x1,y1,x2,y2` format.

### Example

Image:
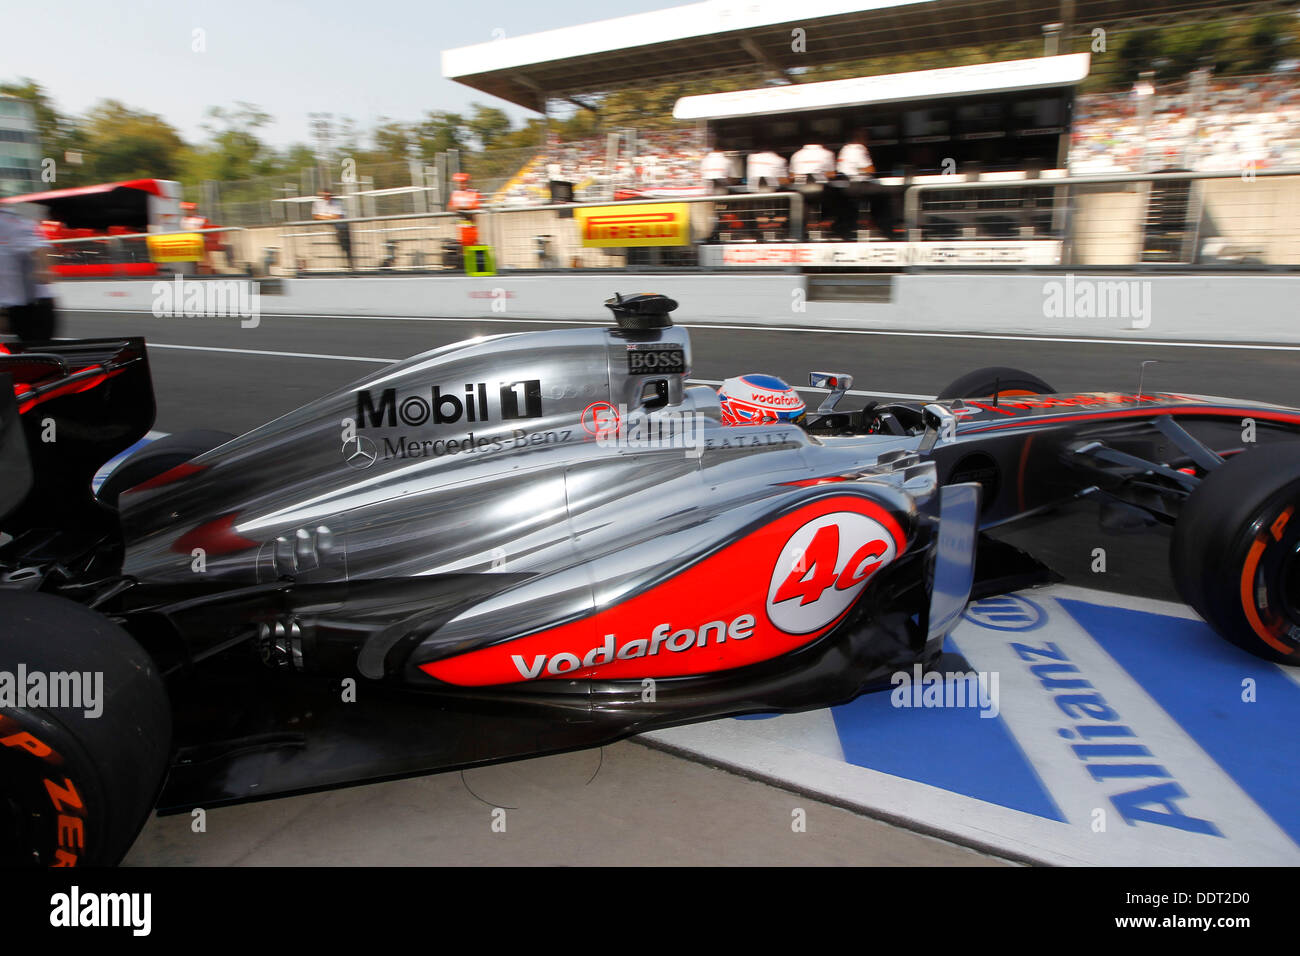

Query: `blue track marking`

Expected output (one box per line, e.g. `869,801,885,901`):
828,637,1065,821
1060,598,1300,847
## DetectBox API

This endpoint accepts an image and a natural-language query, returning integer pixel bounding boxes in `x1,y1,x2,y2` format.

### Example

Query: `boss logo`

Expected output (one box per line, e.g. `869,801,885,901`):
355,380,542,428
767,511,900,634
627,345,686,375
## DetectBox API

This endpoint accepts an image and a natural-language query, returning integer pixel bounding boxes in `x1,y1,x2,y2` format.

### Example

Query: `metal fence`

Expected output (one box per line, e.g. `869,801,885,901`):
45,169,1300,276
202,153,535,227
902,168,1300,267
195,129,708,227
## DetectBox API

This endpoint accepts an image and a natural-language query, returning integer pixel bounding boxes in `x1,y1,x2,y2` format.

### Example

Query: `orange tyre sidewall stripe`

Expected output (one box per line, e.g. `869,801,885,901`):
1240,536,1293,655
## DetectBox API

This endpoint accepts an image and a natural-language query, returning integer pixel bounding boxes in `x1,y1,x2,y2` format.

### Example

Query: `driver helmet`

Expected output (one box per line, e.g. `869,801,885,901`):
717,374,806,426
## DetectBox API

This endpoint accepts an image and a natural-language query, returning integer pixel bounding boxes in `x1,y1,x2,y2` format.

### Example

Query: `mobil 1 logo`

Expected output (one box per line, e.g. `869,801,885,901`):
355,380,543,429
627,344,686,375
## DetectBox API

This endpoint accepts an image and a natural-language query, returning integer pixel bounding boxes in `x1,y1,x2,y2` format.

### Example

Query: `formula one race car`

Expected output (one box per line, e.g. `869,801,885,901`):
2,292,1299,865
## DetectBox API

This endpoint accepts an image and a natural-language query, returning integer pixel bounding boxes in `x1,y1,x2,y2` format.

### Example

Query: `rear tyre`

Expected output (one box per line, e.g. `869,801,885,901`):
0,593,171,866
937,367,1055,400
1171,442,1300,664
97,429,235,506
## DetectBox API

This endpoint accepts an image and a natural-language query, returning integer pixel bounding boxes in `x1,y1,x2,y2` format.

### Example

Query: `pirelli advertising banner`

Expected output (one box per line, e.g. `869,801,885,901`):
575,203,690,247
146,232,206,263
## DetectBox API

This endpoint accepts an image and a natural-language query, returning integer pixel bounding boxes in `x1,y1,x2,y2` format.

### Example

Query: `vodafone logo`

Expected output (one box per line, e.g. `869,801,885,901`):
744,389,803,407
766,512,899,634
423,495,906,687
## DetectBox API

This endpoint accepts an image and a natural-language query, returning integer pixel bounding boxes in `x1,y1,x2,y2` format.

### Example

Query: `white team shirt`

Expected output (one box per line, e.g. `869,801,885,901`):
700,150,732,181
837,142,875,178
311,197,344,219
790,144,836,181
746,151,788,190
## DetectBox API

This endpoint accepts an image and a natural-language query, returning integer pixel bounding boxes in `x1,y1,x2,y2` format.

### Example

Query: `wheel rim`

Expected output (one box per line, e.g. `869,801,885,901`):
0,754,41,866
0,792,24,863
1241,503,1300,655
1278,537,1300,626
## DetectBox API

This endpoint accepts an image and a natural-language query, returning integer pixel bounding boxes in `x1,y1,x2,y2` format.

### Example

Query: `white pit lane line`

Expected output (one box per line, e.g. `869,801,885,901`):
144,342,401,364
65,310,1300,352
135,344,940,401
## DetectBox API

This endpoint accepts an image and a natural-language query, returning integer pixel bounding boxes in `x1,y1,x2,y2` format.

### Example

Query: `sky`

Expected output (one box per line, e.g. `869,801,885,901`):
2,0,688,149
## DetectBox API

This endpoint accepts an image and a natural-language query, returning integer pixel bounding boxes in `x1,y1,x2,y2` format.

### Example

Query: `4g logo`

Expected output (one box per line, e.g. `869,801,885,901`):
767,510,902,634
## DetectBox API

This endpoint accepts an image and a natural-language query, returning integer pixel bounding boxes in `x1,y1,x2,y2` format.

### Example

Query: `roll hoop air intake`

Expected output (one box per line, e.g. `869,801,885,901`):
604,292,677,331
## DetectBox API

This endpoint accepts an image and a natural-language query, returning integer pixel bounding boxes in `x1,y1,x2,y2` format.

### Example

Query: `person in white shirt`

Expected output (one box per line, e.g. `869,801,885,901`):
837,130,876,179
312,190,353,270
700,149,733,194
746,150,789,192
830,130,879,241
547,158,574,204
0,202,57,342
790,143,836,183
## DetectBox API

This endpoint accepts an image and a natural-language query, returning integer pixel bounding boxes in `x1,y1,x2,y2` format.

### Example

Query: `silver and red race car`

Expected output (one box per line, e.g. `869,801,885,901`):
2,292,1298,864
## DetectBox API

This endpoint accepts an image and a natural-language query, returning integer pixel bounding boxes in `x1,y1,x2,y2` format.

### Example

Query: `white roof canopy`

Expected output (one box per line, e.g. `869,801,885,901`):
674,53,1092,121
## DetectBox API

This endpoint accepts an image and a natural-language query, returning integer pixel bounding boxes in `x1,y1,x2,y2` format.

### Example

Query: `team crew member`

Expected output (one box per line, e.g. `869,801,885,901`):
0,198,57,343
180,201,221,273
835,130,878,240
745,149,789,192
837,129,876,179
448,172,482,249
547,154,575,203
790,143,838,240
700,147,736,195
312,189,353,271
789,143,836,184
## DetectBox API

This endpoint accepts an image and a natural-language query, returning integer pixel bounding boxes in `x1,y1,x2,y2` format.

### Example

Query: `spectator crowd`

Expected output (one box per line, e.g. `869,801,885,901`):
489,70,1300,208
1068,69,1300,173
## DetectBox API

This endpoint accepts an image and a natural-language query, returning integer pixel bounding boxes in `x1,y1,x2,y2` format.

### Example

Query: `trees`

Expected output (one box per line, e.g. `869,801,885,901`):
415,111,467,159
190,103,275,182
372,119,417,162
494,117,547,151
467,104,512,150
78,100,188,182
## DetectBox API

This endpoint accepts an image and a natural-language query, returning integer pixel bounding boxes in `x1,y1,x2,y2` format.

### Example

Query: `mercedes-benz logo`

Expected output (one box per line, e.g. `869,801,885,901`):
342,436,378,469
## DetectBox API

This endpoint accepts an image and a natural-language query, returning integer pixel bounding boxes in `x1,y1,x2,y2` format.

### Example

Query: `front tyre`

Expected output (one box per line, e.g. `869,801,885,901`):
0,593,171,865
1171,442,1300,664
937,366,1055,401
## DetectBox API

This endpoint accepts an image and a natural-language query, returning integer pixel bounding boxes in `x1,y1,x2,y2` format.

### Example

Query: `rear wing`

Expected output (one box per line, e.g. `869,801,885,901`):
0,373,33,522
0,338,155,545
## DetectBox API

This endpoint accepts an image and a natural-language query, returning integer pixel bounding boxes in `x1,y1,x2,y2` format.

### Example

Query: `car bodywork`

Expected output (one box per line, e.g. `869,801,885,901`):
3,312,1299,811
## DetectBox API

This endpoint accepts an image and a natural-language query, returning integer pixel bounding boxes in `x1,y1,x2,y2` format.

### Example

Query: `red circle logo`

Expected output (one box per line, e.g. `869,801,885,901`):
581,401,620,438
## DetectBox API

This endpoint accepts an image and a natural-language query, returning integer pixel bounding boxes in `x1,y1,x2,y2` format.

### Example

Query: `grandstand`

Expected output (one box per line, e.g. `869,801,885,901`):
442,0,1296,111
483,64,1300,204
442,0,1299,268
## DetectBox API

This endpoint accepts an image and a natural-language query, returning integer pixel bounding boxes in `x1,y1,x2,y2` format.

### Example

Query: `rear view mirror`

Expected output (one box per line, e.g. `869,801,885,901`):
809,371,853,413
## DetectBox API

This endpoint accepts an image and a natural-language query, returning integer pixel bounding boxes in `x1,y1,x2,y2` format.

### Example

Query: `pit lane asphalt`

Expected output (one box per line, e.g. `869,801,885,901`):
60,307,1299,431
